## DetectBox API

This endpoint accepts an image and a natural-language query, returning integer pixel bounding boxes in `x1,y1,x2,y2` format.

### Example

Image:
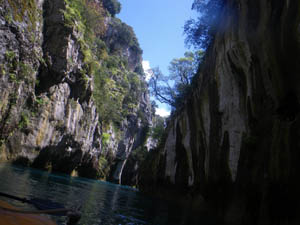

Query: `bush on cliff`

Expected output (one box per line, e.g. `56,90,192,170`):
102,0,121,17
184,0,224,49
106,18,143,56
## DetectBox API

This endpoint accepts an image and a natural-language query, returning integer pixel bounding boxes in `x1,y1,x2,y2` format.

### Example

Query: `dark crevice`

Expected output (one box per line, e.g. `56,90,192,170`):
276,92,300,122
35,0,70,95
174,124,189,190
32,135,83,174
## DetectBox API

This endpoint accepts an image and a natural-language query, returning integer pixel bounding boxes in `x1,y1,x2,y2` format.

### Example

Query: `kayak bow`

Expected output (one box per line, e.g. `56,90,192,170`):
0,199,57,225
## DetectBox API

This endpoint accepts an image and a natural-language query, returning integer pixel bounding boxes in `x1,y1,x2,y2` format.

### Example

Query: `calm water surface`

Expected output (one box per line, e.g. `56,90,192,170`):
0,163,217,225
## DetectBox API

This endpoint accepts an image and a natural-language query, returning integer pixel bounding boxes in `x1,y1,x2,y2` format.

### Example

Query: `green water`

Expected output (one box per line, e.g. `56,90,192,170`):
0,163,217,225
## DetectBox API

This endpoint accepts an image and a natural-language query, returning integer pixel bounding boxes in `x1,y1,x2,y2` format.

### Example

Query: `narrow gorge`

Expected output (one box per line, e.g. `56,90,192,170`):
0,0,299,224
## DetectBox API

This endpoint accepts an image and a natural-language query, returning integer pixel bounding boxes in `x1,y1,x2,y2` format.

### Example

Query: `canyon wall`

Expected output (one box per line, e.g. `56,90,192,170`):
0,0,152,184
139,1,300,224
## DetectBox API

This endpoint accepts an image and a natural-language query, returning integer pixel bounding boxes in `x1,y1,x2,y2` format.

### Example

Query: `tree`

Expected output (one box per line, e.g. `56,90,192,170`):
83,0,106,36
184,0,224,49
106,18,142,55
102,0,121,17
148,67,175,107
148,51,204,108
151,115,165,141
169,51,197,86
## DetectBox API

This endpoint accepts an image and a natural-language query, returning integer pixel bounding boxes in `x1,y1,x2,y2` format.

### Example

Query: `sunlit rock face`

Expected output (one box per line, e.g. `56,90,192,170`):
0,0,152,182
139,0,300,224
0,0,101,174
108,99,152,184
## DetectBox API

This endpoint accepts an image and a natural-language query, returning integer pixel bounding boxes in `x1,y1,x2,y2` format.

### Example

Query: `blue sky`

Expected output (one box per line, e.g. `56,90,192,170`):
117,0,197,117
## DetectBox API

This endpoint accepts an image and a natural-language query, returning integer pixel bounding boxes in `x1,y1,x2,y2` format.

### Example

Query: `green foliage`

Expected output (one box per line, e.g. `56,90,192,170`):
18,112,30,130
7,0,38,31
5,50,18,73
107,18,142,55
63,0,84,30
149,51,204,108
63,0,144,132
102,132,111,146
130,146,148,164
9,73,18,83
62,0,125,127
61,0,131,113
3,50,35,84
19,63,34,77
35,78,40,87
93,53,145,125
0,65,5,76
5,51,16,62
4,13,13,24
97,150,114,179
134,64,145,76
63,0,107,66
35,97,46,105
82,0,107,36
93,63,124,124
151,115,165,141
169,51,197,85
63,0,104,35
9,92,17,105
98,156,109,178
102,0,121,17
19,62,35,85
184,0,224,49
122,72,144,114
93,39,109,59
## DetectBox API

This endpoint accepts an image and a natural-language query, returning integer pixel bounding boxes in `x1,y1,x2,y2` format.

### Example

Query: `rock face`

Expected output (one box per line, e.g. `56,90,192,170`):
107,95,152,184
139,0,300,224
0,0,152,183
99,17,152,184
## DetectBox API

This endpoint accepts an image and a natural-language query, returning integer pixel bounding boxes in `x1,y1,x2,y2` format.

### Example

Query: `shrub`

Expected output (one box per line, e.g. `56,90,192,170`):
102,132,111,146
184,0,224,49
102,0,121,17
7,0,38,31
107,18,142,56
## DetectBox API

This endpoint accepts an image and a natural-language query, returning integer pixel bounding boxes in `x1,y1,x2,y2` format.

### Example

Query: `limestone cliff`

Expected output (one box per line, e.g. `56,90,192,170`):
139,0,300,224
0,0,152,184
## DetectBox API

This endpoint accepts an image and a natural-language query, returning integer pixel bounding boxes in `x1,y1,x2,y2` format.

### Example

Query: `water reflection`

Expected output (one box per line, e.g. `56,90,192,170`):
0,163,217,225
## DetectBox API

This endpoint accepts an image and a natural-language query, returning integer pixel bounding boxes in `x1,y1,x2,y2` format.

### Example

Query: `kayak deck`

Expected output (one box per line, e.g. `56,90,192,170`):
0,199,57,225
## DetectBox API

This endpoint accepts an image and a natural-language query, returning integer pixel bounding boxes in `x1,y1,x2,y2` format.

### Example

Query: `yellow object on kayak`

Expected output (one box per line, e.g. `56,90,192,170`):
0,199,57,225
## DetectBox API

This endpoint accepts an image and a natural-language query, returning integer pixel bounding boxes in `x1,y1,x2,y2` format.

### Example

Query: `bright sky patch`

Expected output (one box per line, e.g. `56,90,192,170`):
142,60,152,81
155,108,170,117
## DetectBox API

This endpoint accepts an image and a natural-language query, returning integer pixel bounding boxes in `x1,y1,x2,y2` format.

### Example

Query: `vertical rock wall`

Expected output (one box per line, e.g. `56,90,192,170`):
0,0,102,174
0,0,152,183
139,0,300,224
